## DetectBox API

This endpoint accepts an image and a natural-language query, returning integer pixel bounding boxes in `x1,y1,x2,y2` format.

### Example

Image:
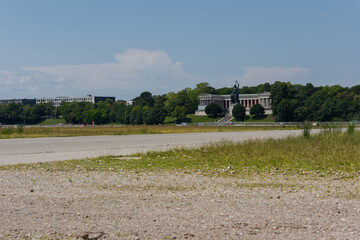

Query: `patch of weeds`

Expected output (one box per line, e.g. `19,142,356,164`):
302,121,312,139
347,123,355,135
1,127,14,135
17,125,24,134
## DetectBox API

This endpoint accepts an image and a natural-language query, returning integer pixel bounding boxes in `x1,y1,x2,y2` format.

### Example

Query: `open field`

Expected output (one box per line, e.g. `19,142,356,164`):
164,114,224,124
0,124,300,139
1,130,360,239
0,130,313,166
3,129,359,175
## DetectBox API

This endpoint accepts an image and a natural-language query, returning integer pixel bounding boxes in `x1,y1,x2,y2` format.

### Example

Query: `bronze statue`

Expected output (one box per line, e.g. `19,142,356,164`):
231,80,240,104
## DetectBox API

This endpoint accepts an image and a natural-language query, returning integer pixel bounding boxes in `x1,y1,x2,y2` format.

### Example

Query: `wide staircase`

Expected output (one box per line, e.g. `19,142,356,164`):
217,113,233,124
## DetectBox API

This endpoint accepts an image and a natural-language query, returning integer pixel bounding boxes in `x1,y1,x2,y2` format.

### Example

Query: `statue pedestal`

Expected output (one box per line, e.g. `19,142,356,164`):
228,104,237,116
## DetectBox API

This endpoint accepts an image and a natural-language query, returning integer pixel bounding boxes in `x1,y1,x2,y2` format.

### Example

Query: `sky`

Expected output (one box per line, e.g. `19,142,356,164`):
0,0,359,100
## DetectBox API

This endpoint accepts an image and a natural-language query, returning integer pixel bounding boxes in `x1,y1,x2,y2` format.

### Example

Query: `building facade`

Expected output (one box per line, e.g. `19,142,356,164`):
0,98,36,106
36,95,115,107
196,92,272,116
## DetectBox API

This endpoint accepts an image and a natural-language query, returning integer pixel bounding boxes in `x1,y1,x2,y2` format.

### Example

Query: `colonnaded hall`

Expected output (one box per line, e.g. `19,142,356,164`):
195,92,272,116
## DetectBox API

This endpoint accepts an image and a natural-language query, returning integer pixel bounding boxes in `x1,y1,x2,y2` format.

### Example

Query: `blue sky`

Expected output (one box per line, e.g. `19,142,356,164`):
0,0,359,100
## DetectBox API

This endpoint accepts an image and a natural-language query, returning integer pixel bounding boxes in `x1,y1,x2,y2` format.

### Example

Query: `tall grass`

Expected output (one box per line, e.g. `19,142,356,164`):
302,121,312,138
4,130,360,176
0,125,299,139
347,123,355,135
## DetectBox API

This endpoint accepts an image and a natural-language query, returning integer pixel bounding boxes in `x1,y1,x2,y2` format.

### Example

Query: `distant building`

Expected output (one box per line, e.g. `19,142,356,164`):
196,92,272,116
36,95,115,107
0,98,36,106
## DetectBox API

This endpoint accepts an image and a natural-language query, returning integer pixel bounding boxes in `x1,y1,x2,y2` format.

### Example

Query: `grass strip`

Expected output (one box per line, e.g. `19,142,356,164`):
2,130,360,177
0,125,299,139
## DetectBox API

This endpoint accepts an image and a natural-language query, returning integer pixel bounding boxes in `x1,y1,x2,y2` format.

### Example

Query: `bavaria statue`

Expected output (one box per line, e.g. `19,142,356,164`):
231,80,240,104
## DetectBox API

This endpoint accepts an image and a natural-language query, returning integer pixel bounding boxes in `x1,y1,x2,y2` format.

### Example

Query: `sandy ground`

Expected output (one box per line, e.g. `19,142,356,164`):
1,170,360,239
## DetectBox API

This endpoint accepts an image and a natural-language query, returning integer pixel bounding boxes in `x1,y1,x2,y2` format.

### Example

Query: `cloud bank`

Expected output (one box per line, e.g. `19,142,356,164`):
0,49,198,99
0,49,310,100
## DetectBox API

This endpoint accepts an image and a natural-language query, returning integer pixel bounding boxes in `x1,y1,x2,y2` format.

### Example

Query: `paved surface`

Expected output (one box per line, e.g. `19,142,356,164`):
0,129,320,165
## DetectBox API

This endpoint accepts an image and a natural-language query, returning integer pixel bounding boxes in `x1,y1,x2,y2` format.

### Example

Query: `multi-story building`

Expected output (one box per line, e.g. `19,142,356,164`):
196,92,272,116
36,95,115,107
0,98,36,106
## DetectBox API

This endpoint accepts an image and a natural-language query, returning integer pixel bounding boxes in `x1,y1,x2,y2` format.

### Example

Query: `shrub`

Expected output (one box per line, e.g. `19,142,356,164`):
250,104,265,118
205,103,223,118
232,104,246,121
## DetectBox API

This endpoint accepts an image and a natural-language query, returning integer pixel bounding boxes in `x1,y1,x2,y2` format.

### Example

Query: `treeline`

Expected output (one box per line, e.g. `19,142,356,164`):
0,102,56,125
1,82,360,125
0,82,221,125
270,82,360,122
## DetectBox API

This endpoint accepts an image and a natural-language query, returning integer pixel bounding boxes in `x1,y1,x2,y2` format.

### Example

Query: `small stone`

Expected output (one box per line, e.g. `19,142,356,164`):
276,195,280,199
184,233,195,238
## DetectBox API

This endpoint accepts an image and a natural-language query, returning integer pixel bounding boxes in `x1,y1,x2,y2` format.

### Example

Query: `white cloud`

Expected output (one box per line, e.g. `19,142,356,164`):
0,49,198,99
241,67,310,86
0,52,311,100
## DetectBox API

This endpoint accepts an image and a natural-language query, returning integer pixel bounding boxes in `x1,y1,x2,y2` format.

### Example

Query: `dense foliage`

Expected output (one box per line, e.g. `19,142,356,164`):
270,81,360,122
250,104,265,118
205,103,223,118
0,102,55,124
232,104,246,121
1,81,359,125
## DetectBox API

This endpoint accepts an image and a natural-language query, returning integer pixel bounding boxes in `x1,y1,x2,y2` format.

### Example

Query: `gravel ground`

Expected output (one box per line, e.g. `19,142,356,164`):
1,170,360,239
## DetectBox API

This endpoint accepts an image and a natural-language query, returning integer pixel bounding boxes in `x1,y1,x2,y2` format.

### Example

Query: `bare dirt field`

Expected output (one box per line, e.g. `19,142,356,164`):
1,169,360,239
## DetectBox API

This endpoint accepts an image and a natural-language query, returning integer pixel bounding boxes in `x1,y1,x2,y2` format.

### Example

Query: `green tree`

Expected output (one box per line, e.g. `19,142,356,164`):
133,91,154,107
195,82,216,94
216,87,232,95
270,81,290,115
250,104,265,118
29,103,47,123
87,108,107,124
294,106,307,122
171,106,187,123
147,104,165,125
131,106,143,125
257,82,271,93
205,103,222,118
142,106,150,124
275,99,294,122
232,104,246,121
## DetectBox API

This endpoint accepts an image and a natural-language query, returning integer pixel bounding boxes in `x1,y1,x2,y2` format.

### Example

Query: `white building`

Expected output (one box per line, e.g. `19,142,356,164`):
36,95,115,107
195,92,272,116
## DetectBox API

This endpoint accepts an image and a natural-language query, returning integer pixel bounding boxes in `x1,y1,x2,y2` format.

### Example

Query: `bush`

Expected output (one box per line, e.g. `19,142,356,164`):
232,104,246,121
205,103,223,118
250,104,265,118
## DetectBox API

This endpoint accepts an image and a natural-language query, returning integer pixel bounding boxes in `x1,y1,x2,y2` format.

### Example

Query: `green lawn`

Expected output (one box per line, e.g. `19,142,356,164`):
232,114,275,122
164,114,222,124
37,118,66,125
